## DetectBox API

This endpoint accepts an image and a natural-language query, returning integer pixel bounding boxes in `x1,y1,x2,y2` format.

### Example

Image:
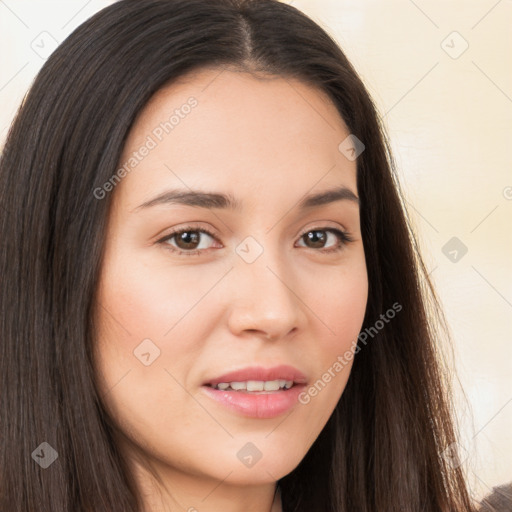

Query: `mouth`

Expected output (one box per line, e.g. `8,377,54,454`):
202,364,307,390
200,365,308,418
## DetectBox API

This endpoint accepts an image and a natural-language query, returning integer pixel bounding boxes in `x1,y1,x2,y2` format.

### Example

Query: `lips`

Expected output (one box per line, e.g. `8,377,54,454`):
200,365,308,419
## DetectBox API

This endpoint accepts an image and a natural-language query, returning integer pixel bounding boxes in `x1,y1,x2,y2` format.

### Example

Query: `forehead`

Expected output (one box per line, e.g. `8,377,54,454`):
115,68,357,210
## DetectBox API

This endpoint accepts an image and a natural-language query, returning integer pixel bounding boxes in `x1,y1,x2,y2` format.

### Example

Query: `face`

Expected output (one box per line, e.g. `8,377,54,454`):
93,68,368,497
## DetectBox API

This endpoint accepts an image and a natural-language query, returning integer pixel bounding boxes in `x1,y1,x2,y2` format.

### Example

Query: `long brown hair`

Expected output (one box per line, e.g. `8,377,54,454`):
0,0,476,510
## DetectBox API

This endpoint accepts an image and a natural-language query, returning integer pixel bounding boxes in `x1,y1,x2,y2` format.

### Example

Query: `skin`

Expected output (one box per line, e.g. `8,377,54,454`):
93,67,368,512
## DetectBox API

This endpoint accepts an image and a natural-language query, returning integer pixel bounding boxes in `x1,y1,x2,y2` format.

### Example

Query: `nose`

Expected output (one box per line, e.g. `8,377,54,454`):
226,249,307,341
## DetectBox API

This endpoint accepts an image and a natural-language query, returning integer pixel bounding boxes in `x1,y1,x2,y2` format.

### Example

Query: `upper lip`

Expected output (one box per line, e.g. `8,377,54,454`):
203,365,308,386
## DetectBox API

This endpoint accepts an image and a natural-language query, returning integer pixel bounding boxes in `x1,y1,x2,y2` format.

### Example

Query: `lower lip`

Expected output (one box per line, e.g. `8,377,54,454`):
200,384,306,419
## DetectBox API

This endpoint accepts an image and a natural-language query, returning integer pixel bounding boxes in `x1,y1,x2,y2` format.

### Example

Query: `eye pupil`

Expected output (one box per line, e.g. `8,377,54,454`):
305,230,326,248
177,231,200,249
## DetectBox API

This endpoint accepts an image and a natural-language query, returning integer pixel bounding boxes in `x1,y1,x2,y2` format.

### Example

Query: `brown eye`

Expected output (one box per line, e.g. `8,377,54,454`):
159,226,218,255
302,230,328,249
296,228,353,253
174,230,202,250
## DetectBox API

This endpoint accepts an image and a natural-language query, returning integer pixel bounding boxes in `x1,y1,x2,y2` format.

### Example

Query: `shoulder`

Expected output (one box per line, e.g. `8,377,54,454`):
479,482,512,512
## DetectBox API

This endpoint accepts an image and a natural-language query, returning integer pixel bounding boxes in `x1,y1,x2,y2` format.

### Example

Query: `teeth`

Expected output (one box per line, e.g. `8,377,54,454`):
263,380,280,391
247,380,264,391
211,379,294,391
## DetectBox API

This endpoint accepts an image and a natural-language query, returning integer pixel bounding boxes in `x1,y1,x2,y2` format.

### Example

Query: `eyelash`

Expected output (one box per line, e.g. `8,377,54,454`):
157,224,354,257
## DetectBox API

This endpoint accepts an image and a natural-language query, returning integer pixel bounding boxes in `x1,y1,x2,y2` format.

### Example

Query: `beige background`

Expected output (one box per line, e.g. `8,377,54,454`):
1,0,511,502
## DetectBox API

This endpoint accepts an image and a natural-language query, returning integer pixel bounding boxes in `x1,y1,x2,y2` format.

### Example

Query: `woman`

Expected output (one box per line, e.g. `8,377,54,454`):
0,0,477,510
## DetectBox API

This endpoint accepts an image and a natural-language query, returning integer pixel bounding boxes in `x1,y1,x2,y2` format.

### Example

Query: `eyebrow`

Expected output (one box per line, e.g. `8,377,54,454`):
133,185,359,212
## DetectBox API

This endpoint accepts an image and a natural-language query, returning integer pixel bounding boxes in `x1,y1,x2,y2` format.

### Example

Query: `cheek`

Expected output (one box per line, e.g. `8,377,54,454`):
93,258,203,465
299,256,368,409
95,246,222,343
308,253,368,347
92,247,192,415
92,245,226,431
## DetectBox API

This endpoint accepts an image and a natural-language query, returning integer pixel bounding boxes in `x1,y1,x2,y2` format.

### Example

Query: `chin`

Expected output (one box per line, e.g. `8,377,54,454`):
199,436,308,485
